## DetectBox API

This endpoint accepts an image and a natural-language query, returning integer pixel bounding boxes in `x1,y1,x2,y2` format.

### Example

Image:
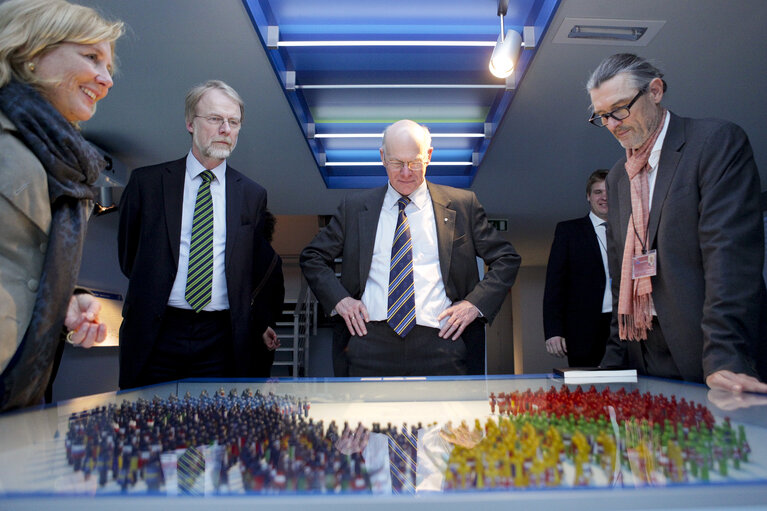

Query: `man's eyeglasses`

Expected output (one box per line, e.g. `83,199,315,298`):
385,160,426,171
195,115,242,129
588,89,645,127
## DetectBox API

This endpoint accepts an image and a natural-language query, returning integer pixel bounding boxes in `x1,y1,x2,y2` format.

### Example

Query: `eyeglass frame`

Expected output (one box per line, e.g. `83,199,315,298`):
588,88,646,127
384,159,428,171
194,114,242,129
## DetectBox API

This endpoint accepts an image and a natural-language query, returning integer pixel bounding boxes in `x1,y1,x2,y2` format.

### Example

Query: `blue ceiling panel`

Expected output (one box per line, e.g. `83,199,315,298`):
242,0,561,189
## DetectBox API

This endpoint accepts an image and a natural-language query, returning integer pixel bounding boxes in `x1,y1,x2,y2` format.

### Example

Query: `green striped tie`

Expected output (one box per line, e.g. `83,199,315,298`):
185,170,215,312
177,445,205,495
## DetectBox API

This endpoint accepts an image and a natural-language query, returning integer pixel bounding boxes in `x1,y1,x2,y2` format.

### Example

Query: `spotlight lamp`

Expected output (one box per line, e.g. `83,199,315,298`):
489,29,522,78
489,0,522,79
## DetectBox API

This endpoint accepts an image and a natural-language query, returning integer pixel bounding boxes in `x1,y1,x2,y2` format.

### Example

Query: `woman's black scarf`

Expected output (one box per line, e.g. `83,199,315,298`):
0,79,105,412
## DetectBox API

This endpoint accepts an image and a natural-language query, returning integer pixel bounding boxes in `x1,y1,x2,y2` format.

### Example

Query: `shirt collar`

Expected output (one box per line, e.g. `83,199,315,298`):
186,150,226,183
589,211,607,228
648,110,670,172
384,180,429,211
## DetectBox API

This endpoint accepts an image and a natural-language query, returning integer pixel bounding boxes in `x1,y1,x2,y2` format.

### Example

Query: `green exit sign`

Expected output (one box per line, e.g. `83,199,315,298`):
488,219,508,232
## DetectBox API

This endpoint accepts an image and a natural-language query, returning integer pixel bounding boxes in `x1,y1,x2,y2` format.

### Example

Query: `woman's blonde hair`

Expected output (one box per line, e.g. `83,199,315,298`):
0,0,124,88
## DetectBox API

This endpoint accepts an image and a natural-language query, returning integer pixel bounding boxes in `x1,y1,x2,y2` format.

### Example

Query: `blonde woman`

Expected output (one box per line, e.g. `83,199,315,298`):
0,0,124,411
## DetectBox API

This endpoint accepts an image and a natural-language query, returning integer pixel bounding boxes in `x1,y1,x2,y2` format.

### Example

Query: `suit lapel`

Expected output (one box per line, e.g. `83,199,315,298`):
580,215,602,261
617,169,632,247
162,159,186,270
358,186,386,288
225,166,243,277
427,182,456,285
648,113,684,246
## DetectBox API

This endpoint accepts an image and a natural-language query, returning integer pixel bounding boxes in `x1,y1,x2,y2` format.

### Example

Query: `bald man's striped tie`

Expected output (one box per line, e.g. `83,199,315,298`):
387,196,416,337
185,170,214,312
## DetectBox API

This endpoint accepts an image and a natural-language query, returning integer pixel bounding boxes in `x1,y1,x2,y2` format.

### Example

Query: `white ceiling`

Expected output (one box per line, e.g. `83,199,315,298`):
78,0,767,265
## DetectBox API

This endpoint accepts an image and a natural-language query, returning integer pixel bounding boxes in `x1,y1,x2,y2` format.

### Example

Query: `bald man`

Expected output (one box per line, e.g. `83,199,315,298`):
300,120,520,376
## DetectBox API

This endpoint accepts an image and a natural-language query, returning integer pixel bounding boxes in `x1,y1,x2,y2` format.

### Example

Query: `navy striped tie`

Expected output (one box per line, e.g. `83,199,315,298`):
387,196,416,337
388,426,417,493
185,170,214,312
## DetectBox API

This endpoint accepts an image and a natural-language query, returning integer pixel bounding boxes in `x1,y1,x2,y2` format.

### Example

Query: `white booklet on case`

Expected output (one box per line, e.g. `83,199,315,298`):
553,367,638,384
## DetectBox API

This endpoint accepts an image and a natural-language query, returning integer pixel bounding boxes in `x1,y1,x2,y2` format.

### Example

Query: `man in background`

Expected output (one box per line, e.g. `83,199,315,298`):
543,169,611,367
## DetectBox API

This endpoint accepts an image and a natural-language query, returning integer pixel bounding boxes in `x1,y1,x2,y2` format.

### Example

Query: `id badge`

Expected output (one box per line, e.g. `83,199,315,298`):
632,249,657,279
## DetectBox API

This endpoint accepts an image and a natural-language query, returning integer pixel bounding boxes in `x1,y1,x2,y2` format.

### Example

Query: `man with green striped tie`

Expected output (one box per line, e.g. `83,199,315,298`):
117,80,282,389
301,120,520,376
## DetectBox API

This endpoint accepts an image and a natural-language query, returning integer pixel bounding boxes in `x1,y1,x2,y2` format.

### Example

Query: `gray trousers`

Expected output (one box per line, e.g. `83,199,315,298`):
634,317,684,381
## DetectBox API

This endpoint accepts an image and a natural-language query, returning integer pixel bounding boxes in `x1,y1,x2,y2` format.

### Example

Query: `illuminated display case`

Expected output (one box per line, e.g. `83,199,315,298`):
1,375,766,510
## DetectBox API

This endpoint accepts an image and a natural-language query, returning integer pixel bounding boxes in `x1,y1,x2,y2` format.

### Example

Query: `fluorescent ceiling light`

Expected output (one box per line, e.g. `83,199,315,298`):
315,133,484,139
277,40,495,47
297,84,505,90
325,161,473,166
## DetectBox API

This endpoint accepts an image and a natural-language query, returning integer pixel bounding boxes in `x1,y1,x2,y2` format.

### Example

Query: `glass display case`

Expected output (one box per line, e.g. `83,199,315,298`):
1,374,766,510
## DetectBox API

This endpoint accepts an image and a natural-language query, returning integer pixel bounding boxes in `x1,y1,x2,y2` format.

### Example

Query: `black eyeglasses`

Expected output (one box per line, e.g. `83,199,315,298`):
588,89,645,127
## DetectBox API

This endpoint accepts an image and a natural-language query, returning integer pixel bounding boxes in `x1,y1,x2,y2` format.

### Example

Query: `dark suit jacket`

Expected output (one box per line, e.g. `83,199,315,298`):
602,113,767,383
117,157,270,388
250,237,284,378
543,215,608,366
299,181,521,374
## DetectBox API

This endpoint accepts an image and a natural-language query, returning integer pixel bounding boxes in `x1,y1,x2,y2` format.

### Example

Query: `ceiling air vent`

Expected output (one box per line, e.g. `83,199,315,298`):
569,25,646,41
553,18,665,46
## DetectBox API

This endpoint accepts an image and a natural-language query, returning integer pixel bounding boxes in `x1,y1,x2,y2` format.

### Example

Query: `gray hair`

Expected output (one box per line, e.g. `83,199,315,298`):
586,53,667,93
380,119,432,159
184,79,244,124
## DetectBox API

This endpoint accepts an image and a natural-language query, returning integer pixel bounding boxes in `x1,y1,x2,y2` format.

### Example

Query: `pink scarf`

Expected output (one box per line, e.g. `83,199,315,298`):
618,110,666,341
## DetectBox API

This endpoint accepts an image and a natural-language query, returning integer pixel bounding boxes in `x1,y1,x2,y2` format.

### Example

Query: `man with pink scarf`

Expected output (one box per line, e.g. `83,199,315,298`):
586,53,767,393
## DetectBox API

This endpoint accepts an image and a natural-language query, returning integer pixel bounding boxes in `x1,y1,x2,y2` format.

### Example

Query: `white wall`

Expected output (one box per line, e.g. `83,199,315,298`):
485,291,515,375
511,265,557,375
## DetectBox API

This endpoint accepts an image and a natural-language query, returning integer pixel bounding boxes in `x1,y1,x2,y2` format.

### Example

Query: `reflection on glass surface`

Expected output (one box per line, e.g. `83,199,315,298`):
707,388,767,412
0,376,766,503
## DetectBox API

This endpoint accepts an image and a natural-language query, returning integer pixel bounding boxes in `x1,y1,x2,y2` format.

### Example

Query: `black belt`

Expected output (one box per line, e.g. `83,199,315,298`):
165,306,229,318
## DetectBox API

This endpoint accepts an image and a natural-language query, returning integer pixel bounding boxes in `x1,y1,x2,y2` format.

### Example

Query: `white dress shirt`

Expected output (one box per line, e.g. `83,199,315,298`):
361,180,452,328
644,110,670,316
167,151,229,310
589,211,612,313
647,110,670,209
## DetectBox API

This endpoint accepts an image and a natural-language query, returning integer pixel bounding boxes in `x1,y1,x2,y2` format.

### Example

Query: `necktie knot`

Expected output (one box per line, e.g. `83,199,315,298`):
397,196,410,211
200,170,214,183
